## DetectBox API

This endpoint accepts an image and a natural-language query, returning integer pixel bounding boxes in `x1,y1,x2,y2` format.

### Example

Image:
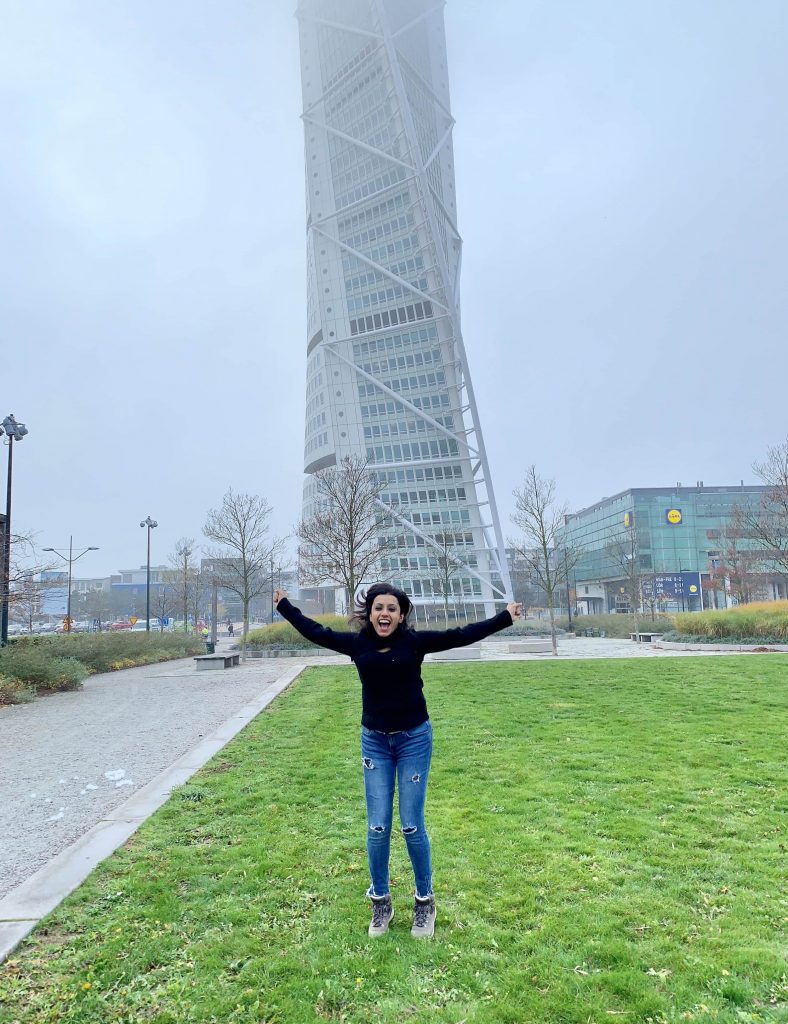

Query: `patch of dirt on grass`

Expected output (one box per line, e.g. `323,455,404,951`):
202,759,236,774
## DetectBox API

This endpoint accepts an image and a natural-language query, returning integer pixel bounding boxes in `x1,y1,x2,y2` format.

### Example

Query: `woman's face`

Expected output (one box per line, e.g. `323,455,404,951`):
369,593,403,638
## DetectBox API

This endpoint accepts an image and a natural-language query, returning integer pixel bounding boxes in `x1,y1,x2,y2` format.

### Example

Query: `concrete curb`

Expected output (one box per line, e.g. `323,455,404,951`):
0,662,308,964
654,640,788,653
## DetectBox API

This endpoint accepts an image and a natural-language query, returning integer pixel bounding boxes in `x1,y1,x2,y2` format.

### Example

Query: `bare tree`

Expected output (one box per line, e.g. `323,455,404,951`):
429,532,466,627
296,455,393,611
508,553,545,619
170,537,199,633
6,531,49,590
707,524,763,606
188,566,210,633
203,489,283,655
735,437,788,584
605,525,643,634
73,585,113,630
509,466,581,655
152,572,177,631
9,574,40,633
6,532,58,631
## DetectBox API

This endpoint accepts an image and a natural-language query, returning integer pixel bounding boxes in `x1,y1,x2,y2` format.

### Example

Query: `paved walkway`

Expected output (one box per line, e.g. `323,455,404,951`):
479,635,748,659
0,634,768,962
0,644,330,899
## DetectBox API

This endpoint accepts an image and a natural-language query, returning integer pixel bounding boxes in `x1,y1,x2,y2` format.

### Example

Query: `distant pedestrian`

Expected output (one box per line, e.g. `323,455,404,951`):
227,621,234,636
273,583,521,939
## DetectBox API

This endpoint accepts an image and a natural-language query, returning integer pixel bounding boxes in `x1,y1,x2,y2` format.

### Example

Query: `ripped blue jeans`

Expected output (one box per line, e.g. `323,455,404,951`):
361,719,433,900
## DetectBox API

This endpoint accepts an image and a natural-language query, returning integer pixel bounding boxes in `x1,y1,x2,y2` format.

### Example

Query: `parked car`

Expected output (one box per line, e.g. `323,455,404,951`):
109,621,132,631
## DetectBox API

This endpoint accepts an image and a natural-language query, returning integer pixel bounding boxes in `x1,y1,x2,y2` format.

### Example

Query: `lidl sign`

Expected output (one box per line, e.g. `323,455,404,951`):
666,508,683,525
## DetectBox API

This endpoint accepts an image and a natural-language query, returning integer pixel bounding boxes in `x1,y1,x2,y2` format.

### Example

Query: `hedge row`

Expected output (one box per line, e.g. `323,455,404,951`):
0,633,204,705
245,616,351,650
245,613,568,651
554,612,676,638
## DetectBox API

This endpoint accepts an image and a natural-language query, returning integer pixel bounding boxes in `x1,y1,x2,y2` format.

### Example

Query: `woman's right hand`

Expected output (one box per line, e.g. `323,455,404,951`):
273,589,288,606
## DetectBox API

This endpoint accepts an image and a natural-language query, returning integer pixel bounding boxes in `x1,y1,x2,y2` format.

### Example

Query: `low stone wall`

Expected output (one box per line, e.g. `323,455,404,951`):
655,640,788,653
425,646,481,662
243,648,335,659
507,640,552,654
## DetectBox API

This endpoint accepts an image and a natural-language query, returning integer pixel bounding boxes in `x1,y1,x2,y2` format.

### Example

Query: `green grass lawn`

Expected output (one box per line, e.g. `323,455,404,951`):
1,657,786,1024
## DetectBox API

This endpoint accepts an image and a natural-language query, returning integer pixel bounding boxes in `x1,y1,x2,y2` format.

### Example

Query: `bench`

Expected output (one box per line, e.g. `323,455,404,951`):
630,632,664,644
194,653,240,671
507,640,552,654
425,645,481,662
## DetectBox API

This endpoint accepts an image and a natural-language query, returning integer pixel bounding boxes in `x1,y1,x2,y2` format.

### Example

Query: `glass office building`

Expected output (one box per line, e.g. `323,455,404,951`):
296,0,510,618
558,484,784,614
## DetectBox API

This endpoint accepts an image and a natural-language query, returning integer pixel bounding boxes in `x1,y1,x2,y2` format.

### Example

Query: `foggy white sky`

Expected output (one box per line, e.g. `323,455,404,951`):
2,0,787,579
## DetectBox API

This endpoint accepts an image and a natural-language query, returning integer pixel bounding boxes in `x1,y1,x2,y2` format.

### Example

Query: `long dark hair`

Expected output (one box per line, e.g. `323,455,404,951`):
352,583,413,633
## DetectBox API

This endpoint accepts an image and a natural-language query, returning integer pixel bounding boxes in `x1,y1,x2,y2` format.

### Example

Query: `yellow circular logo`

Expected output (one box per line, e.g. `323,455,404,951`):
689,584,698,593
666,509,682,525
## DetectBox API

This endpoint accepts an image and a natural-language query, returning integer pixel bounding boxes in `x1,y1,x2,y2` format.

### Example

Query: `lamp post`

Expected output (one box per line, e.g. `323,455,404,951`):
179,541,193,633
1,414,29,646
139,517,158,632
42,537,99,631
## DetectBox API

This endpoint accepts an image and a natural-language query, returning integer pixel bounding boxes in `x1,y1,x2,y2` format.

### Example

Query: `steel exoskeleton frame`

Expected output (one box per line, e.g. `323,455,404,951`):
298,0,513,606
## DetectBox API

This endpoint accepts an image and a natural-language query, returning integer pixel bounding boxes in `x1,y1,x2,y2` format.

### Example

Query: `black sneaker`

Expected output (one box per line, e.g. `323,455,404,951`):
368,894,394,936
410,895,436,938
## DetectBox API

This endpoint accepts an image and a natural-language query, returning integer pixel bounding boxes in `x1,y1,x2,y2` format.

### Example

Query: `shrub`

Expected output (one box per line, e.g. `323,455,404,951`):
0,632,204,703
0,648,88,692
246,615,354,650
45,657,88,691
8,632,203,673
674,601,788,641
0,673,35,705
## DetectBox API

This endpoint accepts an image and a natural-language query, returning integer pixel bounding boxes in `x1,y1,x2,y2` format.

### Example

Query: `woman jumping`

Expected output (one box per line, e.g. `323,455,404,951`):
273,583,521,939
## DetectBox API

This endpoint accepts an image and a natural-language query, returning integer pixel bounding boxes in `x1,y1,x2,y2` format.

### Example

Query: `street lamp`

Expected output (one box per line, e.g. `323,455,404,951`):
42,537,99,632
1,414,29,646
139,517,158,632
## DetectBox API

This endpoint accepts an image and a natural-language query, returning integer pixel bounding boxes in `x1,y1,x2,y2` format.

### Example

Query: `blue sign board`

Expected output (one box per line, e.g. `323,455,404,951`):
641,574,684,600
642,572,703,601
681,571,703,599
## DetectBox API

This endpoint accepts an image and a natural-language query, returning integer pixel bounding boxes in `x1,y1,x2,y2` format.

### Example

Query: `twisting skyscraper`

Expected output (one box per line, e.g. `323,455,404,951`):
297,0,511,619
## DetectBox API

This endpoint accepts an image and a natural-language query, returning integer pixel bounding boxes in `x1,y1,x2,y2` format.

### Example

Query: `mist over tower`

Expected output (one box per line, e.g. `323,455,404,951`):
297,0,511,619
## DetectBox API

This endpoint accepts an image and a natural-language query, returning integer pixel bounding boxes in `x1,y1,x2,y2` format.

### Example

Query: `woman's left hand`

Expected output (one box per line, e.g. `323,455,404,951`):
506,601,522,620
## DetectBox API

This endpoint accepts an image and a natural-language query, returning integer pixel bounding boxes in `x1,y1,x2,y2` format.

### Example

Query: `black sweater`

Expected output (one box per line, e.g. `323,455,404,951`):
276,598,513,732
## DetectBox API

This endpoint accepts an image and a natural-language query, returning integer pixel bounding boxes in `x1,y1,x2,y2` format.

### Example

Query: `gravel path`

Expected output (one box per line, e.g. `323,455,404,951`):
0,651,323,898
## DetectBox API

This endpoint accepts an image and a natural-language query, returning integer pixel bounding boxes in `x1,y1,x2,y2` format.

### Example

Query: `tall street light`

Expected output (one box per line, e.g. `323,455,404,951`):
139,517,158,631
1,414,29,646
42,537,99,632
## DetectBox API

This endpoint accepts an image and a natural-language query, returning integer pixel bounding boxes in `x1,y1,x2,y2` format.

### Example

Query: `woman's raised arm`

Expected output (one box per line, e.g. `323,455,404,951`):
275,594,355,657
